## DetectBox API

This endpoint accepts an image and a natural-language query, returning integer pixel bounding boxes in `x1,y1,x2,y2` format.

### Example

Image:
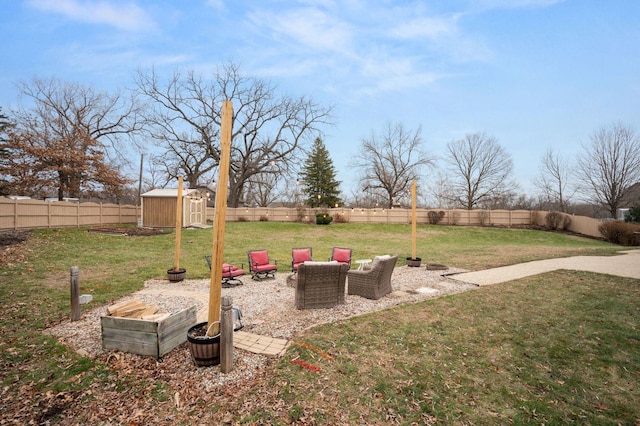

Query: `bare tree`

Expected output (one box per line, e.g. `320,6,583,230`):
243,162,286,207
534,148,574,212
444,132,516,210
135,63,332,207
426,171,458,209
353,122,433,209
576,122,640,218
1,78,142,200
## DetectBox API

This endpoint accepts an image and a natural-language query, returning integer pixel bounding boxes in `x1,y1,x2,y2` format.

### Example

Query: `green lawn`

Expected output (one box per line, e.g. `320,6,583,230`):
1,223,637,424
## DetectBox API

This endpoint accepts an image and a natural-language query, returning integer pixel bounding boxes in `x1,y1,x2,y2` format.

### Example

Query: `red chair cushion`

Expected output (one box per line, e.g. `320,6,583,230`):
293,249,311,266
255,264,276,272
223,268,244,278
250,250,269,266
333,248,351,263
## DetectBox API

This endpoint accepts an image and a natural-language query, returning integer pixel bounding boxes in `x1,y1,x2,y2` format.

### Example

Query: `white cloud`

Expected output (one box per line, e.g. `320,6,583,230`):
248,7,354,55
26,0,155,32
240,2,495,97
389,15,460,40
205,0,225,10
468,0,566,11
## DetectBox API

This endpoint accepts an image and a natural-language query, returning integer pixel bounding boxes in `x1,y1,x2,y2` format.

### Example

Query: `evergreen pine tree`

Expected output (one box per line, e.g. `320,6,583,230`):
300,137,342,207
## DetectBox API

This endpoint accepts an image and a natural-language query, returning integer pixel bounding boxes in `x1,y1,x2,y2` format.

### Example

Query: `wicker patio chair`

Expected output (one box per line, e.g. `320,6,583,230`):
291,247,313,272
328,246,352,269
295,262,349,309
347,255,398,300
247,249,278,281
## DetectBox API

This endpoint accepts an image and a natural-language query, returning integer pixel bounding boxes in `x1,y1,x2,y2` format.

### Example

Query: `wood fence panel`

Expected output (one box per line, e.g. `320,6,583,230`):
1,198,603,239
0,198,139,230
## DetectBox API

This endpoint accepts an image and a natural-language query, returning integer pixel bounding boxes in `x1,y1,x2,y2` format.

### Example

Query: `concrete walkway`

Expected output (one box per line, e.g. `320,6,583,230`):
450,249,640,286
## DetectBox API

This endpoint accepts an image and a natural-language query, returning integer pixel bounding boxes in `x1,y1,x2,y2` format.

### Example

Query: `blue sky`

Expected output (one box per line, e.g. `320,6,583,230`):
1,0,639,197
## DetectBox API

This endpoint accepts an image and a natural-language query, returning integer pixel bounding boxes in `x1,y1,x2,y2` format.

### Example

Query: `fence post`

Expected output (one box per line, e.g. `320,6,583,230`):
220,295,234,373
13,199,17,230
70,266,81,321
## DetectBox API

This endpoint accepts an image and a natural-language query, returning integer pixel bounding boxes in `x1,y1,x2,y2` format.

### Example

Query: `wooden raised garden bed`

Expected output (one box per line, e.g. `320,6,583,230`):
101,301,197,358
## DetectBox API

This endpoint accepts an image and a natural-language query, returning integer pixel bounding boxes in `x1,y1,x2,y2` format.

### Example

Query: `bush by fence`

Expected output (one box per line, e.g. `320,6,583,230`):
545,211,572,231
598,221,640,246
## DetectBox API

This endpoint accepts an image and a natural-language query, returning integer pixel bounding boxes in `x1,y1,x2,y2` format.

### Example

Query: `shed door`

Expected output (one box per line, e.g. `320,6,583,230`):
189,198,204,225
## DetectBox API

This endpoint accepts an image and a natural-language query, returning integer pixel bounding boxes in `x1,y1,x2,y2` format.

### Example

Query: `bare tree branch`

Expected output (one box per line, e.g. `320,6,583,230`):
444,132,516,210
353,122,433,208
534,148,574,212
135,63,333,207
1,78,139,200
576,122,640,218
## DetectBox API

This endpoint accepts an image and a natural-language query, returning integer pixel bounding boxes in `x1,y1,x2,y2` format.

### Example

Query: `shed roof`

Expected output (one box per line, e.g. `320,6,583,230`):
142,188,201,198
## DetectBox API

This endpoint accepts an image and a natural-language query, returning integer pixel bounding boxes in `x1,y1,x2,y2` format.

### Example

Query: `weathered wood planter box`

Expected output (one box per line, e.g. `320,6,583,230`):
101,305,197,358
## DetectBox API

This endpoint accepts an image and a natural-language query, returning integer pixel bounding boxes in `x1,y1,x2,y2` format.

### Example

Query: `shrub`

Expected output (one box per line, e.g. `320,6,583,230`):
236,216,249,222
451,211,460,225
625,205,640,223
316,212,333,225
530,211,540,226
478,210,491,227
295,205,308,223
259,215,269,222
598,221,640,245
427,210,445,225
545,211,572,231
333,213,348,223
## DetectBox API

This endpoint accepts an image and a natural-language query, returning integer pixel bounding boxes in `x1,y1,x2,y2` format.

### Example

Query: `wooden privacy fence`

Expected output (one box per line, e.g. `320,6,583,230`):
0,198,139,230
211,207,602,238
214,207,537,226
0,198,602,239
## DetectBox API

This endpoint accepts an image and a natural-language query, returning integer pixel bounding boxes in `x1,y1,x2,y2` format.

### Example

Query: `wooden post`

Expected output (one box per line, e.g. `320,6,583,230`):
220,296,234,373
70,266,81,321
411,180,417,259
173,177,183,271
207,100,233,336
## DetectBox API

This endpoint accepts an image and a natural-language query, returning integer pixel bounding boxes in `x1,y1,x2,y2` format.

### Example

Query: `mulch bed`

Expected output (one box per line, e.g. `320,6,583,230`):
0,229,31,247
88,227,166,236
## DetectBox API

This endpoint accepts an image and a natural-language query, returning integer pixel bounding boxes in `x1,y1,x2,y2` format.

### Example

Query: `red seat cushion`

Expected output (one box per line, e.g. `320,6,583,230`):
222,268,244,278
333,248,351,263
293,249,311,268
250,250,269,266
255,264,276,272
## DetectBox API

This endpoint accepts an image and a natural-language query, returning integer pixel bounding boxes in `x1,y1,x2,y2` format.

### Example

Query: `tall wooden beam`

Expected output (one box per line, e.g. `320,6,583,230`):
173,176,183,270
207,100,233,336
411,180,417,259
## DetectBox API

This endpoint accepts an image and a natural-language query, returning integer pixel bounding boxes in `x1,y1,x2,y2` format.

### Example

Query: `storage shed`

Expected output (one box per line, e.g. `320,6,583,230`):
141,188,206,227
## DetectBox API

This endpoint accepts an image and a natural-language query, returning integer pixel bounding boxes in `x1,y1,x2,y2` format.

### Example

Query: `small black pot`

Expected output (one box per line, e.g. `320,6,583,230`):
406,257,422,267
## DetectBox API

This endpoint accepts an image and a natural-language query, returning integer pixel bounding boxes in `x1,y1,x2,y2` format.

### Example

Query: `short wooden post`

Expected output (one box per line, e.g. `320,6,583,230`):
220,296,234,373
70,266,81,321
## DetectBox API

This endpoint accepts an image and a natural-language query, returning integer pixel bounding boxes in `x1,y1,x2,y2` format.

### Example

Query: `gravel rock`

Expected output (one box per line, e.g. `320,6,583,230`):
45,266,476,391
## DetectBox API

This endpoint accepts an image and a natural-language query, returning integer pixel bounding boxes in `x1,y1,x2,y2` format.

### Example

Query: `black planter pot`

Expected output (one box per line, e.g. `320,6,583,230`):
167,268,186,282
406,257,422,267
187,322,220,367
